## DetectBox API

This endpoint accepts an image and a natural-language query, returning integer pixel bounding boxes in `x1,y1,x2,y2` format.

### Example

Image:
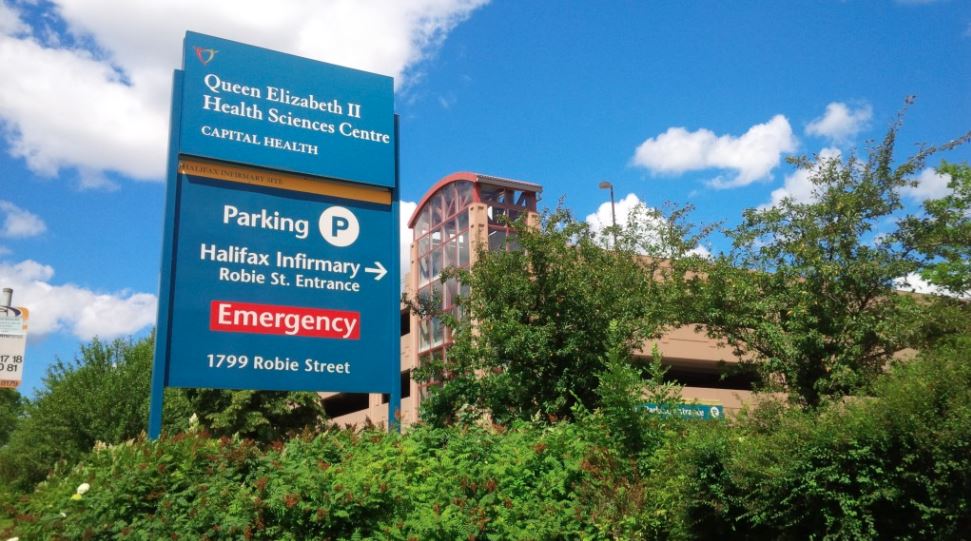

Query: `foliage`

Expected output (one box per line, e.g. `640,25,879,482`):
0,334,325,494
651,336,971,539
181,388,325,442
748,335,971,538
0,388,23,447
11,422,605,540
0,336,187,492
643,417,740,539
413,204,704,426
688,112,969,408
594,328,682,457
0,388,24,529
569,334,698,539
6,338,970,539
899,161,971,297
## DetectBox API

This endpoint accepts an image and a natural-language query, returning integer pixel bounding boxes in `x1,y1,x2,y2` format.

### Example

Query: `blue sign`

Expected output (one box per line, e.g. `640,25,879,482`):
643,403,725,420
180,32,395,188
164,165,396,392
149,33,401,437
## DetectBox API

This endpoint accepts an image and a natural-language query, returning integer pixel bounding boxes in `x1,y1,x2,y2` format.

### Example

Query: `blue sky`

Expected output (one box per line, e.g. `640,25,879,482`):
1,0,969,396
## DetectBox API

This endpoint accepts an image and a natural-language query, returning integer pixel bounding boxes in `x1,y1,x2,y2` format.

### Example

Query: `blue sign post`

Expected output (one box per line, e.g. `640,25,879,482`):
149,32,400,438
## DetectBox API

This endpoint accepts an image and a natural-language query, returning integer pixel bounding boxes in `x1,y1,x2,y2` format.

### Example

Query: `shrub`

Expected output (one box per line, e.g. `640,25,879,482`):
12,422,605,539
668,337,971,539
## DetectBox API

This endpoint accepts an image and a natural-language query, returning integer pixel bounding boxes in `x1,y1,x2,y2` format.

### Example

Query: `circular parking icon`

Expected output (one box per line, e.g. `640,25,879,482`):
319,206,359,247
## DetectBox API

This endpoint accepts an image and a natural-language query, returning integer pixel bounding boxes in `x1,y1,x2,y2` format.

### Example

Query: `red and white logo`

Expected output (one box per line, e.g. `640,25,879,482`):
194,46,218,65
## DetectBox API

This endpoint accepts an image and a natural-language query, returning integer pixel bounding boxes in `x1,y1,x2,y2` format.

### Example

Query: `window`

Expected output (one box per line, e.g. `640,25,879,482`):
413,179,536,362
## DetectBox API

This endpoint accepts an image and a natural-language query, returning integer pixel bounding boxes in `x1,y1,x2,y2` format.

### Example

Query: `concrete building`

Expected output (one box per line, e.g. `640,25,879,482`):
322,172,758,426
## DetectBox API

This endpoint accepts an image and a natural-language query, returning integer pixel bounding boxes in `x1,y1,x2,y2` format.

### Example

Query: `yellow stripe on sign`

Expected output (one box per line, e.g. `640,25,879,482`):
177,157,392,205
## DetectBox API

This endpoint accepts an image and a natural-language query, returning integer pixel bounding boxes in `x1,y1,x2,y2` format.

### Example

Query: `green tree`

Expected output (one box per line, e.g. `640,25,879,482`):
594,332,683,457
0,334,326,491
899,161,971,297
688,111,969,408
0,336,177,490
414,204,702,426
0,388,23,447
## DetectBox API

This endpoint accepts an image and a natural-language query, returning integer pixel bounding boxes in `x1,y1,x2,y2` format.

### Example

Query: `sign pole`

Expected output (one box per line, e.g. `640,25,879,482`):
149,70,185,440
388,115,402,432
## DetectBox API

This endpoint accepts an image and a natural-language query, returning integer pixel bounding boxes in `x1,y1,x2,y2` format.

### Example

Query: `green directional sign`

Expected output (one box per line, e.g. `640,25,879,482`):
643,402,725,420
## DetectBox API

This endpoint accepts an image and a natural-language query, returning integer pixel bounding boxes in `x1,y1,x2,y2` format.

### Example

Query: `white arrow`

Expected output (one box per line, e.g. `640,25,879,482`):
364,261,387,281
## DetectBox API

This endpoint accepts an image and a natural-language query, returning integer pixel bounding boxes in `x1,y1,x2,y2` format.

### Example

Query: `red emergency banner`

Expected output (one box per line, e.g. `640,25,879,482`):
209,300,360,339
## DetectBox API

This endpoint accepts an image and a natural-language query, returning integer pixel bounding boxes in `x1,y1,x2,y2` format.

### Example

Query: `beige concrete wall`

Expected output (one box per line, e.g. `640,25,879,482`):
328,395,418,428
680,387,757,417
639,326,741,366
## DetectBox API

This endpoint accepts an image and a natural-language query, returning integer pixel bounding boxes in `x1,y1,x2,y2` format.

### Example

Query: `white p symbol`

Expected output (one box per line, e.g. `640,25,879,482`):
319,206,359,247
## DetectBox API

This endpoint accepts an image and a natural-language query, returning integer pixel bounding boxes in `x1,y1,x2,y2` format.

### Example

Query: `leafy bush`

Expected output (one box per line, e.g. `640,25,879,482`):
9,337,971,539
6,333,971,539
0,334,325,495
181,388,325,442
11,422,607,540
655,337,971,539
594,335,683,459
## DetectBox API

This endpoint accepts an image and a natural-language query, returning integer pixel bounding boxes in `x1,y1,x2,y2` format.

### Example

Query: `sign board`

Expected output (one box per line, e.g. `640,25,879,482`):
180,31,395,188
150,32,400,436
643,402,724,420
0,307,28,388
165,158,396,392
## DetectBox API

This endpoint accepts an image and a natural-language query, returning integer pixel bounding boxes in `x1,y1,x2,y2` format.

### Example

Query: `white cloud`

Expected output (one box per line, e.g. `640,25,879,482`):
631,115,797,189
0,200,47,238
585,192,708,256
0,258,157,340
400,200,417,290
762,147,842,208
0,1,26,35
585,192,645,233
902,167,952,202
0,0,488,184
893,272,960,298
687,245,711,258
0,28,172,181
805,102,872,144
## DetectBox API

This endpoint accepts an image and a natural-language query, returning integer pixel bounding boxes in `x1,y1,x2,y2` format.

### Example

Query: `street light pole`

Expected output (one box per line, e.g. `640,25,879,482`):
598,181,617,248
